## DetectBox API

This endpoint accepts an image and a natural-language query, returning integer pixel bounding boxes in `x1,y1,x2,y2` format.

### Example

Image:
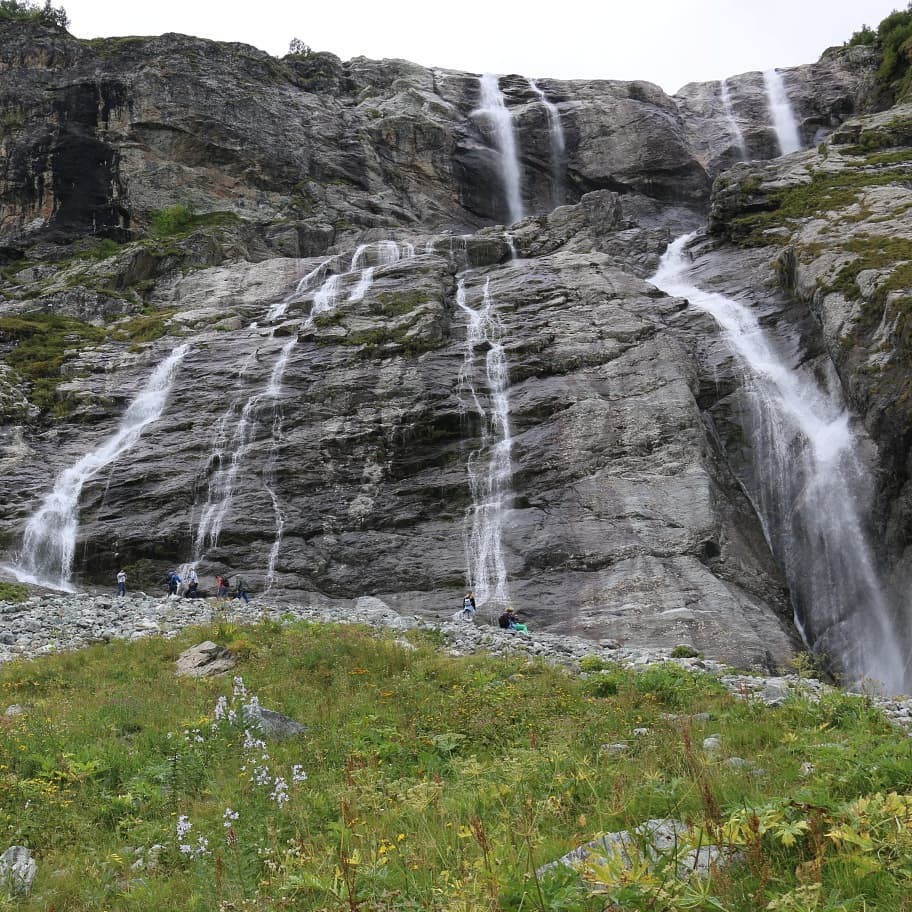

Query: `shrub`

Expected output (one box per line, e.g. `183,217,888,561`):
149,204,194,237
0,0,68,28
670,644,701,659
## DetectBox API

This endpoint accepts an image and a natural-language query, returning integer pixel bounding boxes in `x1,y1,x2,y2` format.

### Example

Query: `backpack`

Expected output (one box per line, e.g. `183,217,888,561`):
498,613,511,629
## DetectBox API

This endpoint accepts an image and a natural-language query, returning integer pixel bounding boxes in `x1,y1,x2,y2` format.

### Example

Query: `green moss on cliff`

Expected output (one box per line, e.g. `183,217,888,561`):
0,313,105,411
730,165,912,245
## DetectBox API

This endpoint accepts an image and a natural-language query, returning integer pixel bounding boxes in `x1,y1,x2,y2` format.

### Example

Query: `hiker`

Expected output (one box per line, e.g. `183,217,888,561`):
498,606,528,633
216,575,229,597
166,569,181,597
116,569,127,597
461,591,476,621
185,567,200,599
233,576,251,605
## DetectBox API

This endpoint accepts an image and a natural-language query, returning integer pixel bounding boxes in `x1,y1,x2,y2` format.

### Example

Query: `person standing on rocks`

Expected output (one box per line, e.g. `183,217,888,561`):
233,576,251,605
461,591,477,621
185,567,200,599
166,569,181,597
216,575,229,597
116,569,127,597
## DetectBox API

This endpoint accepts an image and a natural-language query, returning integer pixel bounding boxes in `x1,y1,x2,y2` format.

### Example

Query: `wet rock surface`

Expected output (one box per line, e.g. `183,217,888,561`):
0,22,888,675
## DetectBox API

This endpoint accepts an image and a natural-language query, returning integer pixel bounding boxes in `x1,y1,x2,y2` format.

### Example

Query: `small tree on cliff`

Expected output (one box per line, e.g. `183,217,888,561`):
0,0,69,28
288,37,311,57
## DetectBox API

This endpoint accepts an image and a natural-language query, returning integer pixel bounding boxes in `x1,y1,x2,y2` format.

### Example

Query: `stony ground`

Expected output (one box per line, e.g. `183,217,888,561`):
4,590,912,736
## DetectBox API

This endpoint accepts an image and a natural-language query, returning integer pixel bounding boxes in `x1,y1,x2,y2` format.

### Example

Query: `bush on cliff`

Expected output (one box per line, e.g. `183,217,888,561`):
848,3,912,100
0,0,68,29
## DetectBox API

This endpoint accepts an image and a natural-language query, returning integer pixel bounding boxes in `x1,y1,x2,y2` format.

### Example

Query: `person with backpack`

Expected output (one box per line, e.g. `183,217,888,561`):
461,591,477,621
166,569,181,597
185,567,200,598
233,576,251,605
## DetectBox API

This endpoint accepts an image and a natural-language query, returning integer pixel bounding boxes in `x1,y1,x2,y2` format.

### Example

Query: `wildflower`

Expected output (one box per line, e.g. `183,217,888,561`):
252,765,272,786
271,776,289,808
177,815,192,840
223,808,240,828
242,729,268,754
214,695,229,721
232,676,247,699
292,765,308,784
194,835,210,857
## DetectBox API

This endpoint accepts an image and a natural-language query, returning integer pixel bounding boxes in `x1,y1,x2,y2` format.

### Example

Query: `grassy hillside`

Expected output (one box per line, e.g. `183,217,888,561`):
1,619,911,910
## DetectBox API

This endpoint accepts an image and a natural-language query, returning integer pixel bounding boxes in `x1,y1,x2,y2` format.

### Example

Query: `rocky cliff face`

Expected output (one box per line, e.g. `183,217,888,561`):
0,20,886,672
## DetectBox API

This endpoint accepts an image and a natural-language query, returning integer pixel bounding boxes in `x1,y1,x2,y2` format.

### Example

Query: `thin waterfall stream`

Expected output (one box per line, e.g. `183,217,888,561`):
528,78,566,206
720,79,747,160
457,276,514,610
10,344,190,590
650,236,907,693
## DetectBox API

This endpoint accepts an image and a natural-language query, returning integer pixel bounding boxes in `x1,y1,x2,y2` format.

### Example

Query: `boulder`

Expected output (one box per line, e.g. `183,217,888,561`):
175,641,236,677
0,846,36,896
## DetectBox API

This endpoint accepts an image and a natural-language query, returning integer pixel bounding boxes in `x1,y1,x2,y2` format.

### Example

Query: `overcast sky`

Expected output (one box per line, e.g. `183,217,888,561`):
61,0,897,93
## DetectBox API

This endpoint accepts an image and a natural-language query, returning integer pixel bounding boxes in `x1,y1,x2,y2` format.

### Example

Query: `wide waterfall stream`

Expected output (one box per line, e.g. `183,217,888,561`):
11,344,190,590
650,236,907,693
763,68,803,155
475,74,525,224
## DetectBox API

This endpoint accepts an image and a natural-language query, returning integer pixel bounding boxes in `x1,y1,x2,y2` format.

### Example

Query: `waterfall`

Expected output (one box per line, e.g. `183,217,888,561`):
650,236,906,693
12,344,190,590
528,78,566,207
193,338,296,557
267,257,336,323
348,240,414,302
720,79,748,160
763,69,802,156
457,277,514,608
476,74,525,224
262,336,297,591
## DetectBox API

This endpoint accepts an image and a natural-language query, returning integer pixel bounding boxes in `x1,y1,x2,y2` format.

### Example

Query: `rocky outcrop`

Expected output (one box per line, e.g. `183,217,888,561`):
675,45,881,177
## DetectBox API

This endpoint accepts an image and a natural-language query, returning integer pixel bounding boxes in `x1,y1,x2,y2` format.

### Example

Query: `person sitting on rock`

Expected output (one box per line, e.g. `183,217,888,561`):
116,569,127,597
461,591,476,621
498,606,528,633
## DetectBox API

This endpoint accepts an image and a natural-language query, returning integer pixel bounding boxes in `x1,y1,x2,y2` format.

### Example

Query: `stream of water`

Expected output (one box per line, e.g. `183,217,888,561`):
650,236,906,692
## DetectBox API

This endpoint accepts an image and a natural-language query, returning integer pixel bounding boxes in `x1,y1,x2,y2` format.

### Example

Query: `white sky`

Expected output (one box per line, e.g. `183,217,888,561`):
61,0,897,93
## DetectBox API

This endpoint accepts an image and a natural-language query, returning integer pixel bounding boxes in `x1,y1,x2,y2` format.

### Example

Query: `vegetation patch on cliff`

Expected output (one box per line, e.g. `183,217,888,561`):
2,621,911,911
0,312,105,411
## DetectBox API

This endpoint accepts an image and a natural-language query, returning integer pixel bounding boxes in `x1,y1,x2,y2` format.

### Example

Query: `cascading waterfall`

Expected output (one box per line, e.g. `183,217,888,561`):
267,257,337,323
195,239,418,575
476,74,525,224
11,344,190,590
763,69,802,156
650,236,906,693
720,79,748,160
348,240,415,302
193,337,296,558
528,78,566,206
457,276,514,608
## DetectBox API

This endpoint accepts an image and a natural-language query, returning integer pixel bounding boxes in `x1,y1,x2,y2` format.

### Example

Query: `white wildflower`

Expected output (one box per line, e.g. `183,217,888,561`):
271,776,289,808
223,807,240,828
292,765,308,784
177,815,192,840
232,676,247,698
